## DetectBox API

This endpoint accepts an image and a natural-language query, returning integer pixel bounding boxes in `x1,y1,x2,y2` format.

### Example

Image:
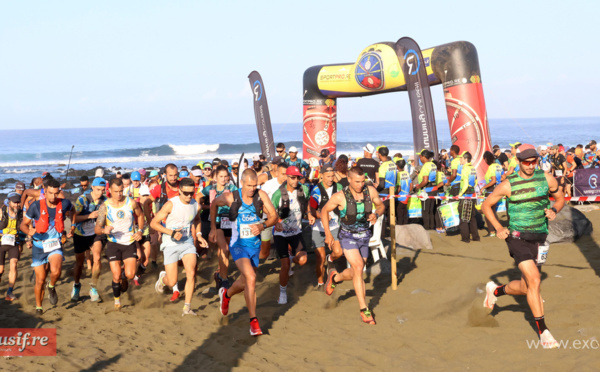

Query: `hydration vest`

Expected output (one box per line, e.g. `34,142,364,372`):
340,186,372,228
82,194,106,217
276,182,308,220
35,199,64,234
0,205,23,232
316,182,340,210
229,190,264,222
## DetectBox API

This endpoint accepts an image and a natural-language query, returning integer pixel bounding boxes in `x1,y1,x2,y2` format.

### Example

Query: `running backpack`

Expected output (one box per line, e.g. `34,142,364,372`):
229,190,263,221
35,199,64,234
0,205,22,231
277,182,308,220
340,186,372,226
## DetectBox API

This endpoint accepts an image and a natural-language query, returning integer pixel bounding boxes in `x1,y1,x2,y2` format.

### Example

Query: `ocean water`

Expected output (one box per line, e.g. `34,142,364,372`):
0,117,598,189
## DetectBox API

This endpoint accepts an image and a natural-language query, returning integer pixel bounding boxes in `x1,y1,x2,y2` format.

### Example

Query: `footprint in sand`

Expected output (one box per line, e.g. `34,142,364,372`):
467,299,499,327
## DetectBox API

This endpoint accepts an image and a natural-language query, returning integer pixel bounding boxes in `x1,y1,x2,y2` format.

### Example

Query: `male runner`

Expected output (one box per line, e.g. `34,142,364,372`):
258,160,287,260
0,193,24,301
95,178,144,310
205,165,238,290
270,166,310,304
506,142,522,176
20,178,73,314
215,169,278,336
308,165,343,288
285,146,309,175
152,178,208,316
446,145,462,196
481,144,564,349
321,167,385,325
134,184,155,286
70,177,106,301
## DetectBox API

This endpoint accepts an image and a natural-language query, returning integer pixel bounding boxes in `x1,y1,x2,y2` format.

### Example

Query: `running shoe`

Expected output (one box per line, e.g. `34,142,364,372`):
325,270,338,296
48,285,58,305
155,271,166,294
35,308,43,315
89,287,100,302
277,290,288,305
134,275,141,286
483,281,499,309
249,318,263,336
219,287,230,316
489,232,496,238
114,298,121,310
360,308,376,325
5,292,16,301
182,306,197,317
170,290,180,302
71,284,81,302
540,330,559,349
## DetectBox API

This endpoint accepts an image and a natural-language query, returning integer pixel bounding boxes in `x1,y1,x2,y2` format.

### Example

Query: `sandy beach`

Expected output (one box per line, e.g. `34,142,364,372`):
1,208,599,371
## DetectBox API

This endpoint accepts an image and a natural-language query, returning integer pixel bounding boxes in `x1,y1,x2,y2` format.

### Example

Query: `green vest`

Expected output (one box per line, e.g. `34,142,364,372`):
507,169,550,234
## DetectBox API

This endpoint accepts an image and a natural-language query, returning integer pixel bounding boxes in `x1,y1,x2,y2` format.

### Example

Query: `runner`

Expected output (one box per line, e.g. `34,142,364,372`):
285,146,309,175
20,178,73,314
258,160,287,260
395,159,411,226
481,151,504,237
205,165,238,290
78,176,91,195
457,152,480,242
506,142,522,176
203,162,214,184
276,143,288,160
308,165,343,289
321,166,385,325
94,178,145,310
481,144,564,349
214,169,278,336
270,166,310,304
414,150,438,230
122,173,133,198
70,177,107,301
446,145,462,196
231,162,240,188
133,184,154,287
0,193,24,301
152,178,208,316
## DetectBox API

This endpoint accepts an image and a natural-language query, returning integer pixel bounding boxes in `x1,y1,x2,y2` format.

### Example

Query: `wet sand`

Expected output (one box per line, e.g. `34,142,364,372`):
1,209,599,371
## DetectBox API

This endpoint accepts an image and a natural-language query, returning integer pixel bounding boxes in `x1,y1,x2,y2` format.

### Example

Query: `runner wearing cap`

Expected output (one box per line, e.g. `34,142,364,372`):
215,169,279,336
270,166,310,304
286,146,309,176
446,145,462,196
457,152,480,242
20,178,73,315
308,165,343,289
319,149,335,169
251,155,262,173
133,183,154,287
258,162,288,260
70,177,107,301
138,169,147,184
356,144,379,185
506,142,522,176
94,178,145,310
206,165,238,290
130,171,142,199
0,193,24,301
549,146,567,193
538,146,552,173
202,162,214,185
321,166,385,325
482,144,564,349
152,178,208,316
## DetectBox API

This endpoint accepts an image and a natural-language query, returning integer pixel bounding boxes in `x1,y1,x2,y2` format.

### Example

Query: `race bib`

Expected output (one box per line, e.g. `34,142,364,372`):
352,231,367,239
239,224,254,239
180,226,191,239
555,170,563,176
537,242,550,265
42,238,61,253
1,234,15,246
220,217,233,229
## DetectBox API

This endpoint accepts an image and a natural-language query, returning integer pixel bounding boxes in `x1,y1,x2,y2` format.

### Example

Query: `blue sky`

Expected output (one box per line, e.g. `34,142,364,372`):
0,0,597,130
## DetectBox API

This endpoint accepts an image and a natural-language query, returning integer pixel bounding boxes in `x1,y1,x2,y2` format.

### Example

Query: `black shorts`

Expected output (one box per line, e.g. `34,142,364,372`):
138,234,151,245
201,220,211,240
217,221,232,238
0,245,20,266
274,234,305,259
94,234,107,244
73,234,96,254
105,241,138,262
506,235,546,265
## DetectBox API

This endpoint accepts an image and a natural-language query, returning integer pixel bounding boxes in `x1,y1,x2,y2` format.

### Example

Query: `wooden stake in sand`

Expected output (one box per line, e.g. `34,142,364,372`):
389,186,397,290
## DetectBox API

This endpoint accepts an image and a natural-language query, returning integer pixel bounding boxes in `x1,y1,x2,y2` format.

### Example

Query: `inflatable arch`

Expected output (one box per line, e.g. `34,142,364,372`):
302,40,492,179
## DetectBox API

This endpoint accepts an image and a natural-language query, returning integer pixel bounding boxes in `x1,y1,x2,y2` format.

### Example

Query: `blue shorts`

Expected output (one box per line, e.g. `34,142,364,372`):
230,244,260,268
338,229,372,259
31,246,64,267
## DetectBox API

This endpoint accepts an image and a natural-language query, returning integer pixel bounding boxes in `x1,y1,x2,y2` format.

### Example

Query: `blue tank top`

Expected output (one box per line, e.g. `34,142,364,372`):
230,199,261,250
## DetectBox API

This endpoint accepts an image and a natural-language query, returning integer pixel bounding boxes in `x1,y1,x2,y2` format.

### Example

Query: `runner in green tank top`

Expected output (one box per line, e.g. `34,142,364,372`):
481,144,565,349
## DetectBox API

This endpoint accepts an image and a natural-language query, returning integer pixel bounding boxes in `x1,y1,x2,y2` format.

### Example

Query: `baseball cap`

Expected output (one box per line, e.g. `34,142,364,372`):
289,146,298,153
416,148,426,155
539,145,548,151
138,169,147,176
203,162,212,169
191,169,203,177
92,177,106,187
139,184,150,196
322,165,334,173
94,168,105,178
516,144,538,160
149,170,159,178
179,170,189,178
551,145,559,150
271,156,285,166
558,145,565,152
15,182,25,191
252,155,260,162
131,171,141,181
150,185,161,200
509,142,522,148
7,192,21,203
320,149,330,157
212,158,221,166
363,143,375,154
286,166,303,177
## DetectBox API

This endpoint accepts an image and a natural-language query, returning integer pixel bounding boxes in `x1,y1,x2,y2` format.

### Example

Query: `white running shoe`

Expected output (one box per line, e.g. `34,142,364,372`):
182,306,197,317
277,290,288,305
483,281,499,309
155,271,166,294
540,330,559,349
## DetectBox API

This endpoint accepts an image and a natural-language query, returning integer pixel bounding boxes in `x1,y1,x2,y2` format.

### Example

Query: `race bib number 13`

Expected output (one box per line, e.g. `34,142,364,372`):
239,224,253,239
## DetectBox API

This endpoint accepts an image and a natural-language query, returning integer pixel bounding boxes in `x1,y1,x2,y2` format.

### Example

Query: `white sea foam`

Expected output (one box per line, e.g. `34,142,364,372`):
169,144,220,155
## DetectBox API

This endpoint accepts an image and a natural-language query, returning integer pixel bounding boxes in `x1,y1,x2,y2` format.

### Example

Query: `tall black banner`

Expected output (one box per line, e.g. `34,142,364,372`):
395,37,438,159
248,71,276,161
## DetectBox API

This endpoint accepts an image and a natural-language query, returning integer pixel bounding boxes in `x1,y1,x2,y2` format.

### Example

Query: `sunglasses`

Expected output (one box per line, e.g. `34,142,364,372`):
288,176,298,180
520,159,537,166
204,168,212,171
232,167,239,170
277,150,284,153
181,191,195,197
